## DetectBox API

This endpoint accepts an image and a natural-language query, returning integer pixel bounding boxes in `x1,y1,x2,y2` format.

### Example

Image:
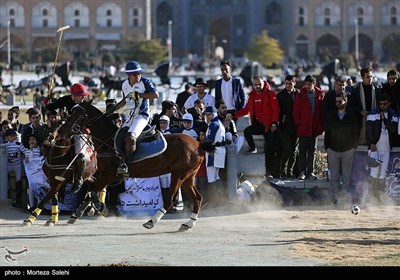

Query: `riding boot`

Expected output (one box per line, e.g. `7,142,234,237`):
12,181,22,208
124,132,137,166
72,154,85,193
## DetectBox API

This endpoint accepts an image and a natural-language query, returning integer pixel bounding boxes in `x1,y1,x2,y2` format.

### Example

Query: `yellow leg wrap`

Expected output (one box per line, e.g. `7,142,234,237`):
27,208,42,224
99,189,107,204
51,205,59,223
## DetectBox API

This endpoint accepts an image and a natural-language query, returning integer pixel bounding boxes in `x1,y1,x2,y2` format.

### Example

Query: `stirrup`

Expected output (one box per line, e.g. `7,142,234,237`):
117,163,129,177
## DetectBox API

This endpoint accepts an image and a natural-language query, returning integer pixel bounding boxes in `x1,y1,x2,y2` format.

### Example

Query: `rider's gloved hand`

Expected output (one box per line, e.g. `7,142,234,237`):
130,91,140,101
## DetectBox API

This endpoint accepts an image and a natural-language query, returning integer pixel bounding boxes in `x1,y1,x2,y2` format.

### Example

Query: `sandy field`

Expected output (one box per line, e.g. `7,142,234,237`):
1,192,399,268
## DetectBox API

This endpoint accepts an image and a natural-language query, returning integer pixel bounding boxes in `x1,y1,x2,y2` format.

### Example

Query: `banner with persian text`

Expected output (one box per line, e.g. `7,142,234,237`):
117,177,163,216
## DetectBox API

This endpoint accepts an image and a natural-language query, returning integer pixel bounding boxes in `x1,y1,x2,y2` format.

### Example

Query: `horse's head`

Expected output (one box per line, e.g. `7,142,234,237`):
57,100,92,140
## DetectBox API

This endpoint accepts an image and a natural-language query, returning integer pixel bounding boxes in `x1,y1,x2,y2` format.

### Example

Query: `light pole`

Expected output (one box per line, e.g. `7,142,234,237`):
167,20,173,67
7,19,13,85
354,18,359,67
7,20,11,70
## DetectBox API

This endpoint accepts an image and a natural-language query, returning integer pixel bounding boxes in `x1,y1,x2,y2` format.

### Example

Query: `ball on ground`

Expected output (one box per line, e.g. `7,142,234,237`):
351,205,361,215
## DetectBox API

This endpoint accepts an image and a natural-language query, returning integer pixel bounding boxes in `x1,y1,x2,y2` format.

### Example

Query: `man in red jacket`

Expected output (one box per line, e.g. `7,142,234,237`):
234,76,280,178
293,75,325,180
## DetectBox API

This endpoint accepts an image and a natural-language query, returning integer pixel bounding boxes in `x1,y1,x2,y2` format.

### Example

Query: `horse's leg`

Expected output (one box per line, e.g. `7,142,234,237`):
89,187,108,215
67,193,91,224
99,188,107,207
179,174,202,231
45,193,59,227
89,190,103,214
22,187,60,226
142,176,183,229
92,189,105,212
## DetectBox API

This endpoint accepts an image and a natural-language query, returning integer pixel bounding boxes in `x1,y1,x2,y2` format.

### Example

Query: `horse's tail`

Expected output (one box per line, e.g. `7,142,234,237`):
198,140,216,154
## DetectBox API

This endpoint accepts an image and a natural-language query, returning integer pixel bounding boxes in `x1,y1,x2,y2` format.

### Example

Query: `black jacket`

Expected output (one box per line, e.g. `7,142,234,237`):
276,87,299,135
324,106,360,152
45,95,78,115
365,107,398,149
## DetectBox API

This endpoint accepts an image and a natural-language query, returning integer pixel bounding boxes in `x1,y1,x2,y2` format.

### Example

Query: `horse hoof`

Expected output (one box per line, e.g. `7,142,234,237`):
179,224,191,232
86,207,96,217
67,218,77,224
21,220,32,227
45,220,55,227
143,220,154,229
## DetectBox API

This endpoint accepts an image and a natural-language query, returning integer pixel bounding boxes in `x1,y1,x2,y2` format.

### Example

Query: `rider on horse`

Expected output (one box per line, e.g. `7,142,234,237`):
46,83,91,193
112,61,159,175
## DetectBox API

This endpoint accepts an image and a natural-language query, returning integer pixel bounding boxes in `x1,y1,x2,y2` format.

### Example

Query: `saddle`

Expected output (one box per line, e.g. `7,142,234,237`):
137,125,160,143
115,126,166,163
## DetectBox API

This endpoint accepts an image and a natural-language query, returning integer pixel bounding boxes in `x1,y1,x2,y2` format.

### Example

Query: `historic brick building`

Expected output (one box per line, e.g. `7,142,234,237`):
0,0,399,65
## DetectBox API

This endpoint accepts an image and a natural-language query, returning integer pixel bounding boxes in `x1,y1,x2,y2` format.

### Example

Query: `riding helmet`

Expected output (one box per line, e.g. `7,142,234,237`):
70,83,90,96
125,61,143,74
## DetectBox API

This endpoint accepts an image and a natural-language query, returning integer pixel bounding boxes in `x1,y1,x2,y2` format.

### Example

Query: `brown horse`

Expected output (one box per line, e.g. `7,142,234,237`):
22,138,97,226
56,100,216,231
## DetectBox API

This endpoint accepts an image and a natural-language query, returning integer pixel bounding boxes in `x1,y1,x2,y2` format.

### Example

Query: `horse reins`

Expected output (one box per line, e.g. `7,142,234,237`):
66,105,119,154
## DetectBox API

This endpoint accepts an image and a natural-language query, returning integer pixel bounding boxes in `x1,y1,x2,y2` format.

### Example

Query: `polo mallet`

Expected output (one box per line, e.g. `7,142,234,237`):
48,25,70,94
54,151,83,182
55,138,87,182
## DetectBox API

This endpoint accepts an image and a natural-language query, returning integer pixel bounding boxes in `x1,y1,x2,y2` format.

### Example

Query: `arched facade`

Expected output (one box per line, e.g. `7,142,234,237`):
0,0,399,66
316,34,340,61
348,33,373,61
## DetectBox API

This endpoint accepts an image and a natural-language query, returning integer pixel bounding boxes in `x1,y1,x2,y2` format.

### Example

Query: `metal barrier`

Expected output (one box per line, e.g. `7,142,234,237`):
226,143,238,200
0,144,8,199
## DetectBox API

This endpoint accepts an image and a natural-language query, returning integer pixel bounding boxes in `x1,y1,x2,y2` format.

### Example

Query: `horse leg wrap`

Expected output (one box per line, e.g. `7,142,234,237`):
27,208,42,224
182,213,198,229
151,207,167,224
51,205,59,223
99,189,107,204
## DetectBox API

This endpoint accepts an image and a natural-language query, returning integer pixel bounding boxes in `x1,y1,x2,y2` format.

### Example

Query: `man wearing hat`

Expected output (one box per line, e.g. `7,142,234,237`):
111,60,159,174
46,83,90,115
7,106,24,134
183,77,215,113
46,83,92,193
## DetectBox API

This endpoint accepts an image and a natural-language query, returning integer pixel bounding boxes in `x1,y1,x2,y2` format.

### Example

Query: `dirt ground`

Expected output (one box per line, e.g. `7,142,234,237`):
1,192,399,267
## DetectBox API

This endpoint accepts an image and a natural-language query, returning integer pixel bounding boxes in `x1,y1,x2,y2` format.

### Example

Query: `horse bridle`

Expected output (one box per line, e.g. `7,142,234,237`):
63,104,118,152
43,139,74,173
